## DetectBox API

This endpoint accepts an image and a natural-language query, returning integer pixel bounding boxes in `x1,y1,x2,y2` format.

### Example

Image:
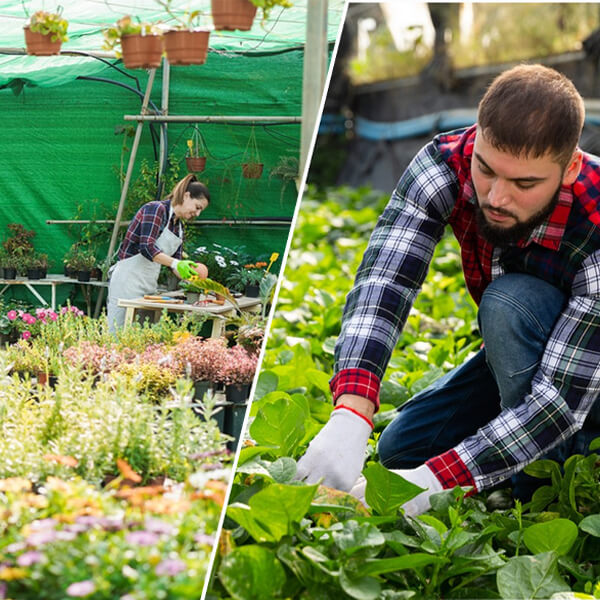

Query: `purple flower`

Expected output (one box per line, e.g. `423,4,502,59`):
194,533,215,546
125,531,159,546
66,580,96,597
26,530,58,547
29,518,57,531
17,551,43,567
155,558,186,577
64,523,92,535
4,542,27,554
56,530,77,542
144,518,174,536
202,463,224,471
0,582,6,599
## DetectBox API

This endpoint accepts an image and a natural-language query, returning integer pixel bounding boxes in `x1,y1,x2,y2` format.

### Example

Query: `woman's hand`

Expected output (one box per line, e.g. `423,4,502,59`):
193,262,208,279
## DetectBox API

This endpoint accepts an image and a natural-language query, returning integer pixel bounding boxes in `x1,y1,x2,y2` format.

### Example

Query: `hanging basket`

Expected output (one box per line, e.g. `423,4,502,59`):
121,33,163,69
186,156,207,172
163,30,210,66
24,26,62,56
211,0,257,31
242,162,263,179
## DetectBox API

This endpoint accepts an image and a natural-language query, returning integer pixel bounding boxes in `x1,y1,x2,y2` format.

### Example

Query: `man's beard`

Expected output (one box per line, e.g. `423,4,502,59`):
474,186,561,247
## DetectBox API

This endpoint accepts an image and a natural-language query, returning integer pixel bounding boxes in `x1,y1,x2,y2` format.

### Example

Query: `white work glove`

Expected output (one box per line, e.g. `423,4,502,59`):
350,464,443,517
295,406,373,492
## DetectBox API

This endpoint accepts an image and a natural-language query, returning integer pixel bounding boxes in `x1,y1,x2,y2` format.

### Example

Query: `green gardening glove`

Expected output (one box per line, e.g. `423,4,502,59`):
171,259,198,280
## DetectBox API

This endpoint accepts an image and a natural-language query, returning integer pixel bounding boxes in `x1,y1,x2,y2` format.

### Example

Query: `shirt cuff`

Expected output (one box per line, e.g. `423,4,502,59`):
330,368,381,412
425,449,477,495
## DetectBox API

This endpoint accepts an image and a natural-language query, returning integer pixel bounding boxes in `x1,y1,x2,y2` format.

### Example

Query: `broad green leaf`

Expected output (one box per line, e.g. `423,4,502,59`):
524,459,562,480
235,457,272,477
237,445,276,465
307,396,333,423
249,391,291,417
254,370,278,400
523,519,578,556
267,457,297,483
332,520,385,556
529,485,559,512
306,369,331,394
496,552,570,599
579,515,600,537
355,553,449,578
250,397,305,457
379,380,409,408
219,545,286,600
588,436,600,451
339,568,381,600
289,393,311,421
228,483,318,543
363,462,424,515
418,514,447,535
322,336,337,355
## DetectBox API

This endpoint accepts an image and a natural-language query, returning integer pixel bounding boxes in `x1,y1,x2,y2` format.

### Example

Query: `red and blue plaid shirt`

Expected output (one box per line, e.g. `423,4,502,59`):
118,199,183,262
332,126,600,492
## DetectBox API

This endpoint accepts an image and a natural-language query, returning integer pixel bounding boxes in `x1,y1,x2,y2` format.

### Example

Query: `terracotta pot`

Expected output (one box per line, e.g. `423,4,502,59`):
242,162,263,179
211,0,257,31
163,29,210,66
186,156,207,173
121,34,163,69
24,26,62,56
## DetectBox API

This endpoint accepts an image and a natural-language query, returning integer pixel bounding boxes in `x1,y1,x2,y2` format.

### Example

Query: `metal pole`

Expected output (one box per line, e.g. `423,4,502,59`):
300,0,329,180
123,115,301,123
94,68,157,318
157,57,170,195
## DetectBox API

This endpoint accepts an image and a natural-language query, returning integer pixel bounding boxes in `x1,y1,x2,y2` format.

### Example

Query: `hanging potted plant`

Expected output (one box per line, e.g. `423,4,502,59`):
157,1,211,66
211,0,292,31
103,16,163,70
185,128,208,172
241,127,263,179
23,8,69,56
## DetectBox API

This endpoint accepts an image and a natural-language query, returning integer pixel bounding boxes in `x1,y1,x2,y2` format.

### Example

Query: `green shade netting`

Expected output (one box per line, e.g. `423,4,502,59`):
0,0,344,308
0,0,345,86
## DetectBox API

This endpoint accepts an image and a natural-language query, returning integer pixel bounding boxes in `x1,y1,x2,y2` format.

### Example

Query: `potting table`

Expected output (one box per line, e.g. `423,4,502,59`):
117,294,261,337
0,274,108,313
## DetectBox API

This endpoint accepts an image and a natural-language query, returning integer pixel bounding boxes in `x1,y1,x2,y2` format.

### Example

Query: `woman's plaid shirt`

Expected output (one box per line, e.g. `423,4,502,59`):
118,199,183,262
331,126,600,492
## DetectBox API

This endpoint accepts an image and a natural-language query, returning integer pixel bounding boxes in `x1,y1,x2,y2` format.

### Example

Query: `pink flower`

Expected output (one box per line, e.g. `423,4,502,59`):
48,311,58,321
155,559,186,577
66,580,96,597
21,331,31,340
6,310,16,321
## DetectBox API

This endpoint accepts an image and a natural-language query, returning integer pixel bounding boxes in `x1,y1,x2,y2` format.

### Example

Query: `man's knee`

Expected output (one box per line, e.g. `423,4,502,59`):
478,274,565,355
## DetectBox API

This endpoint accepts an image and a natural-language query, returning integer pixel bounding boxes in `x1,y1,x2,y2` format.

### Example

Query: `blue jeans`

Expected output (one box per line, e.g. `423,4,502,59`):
378,273,600,499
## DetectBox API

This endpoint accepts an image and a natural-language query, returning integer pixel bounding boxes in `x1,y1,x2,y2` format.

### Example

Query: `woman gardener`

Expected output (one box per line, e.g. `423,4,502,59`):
107,174,209,332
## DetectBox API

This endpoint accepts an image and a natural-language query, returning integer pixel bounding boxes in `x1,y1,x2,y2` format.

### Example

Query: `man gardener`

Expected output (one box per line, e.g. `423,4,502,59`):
297,64,600,515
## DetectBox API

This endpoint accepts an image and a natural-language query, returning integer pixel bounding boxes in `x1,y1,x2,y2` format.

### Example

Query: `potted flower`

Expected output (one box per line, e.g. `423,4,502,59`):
66,246,96,282
227,262,266,297
1,254,20,280
102,16,163,70
24,8,69,56
216,344,258,403
241,127,263,179
211,0,292,31
185,127,208,173
35,253,50,279
156,1,211,66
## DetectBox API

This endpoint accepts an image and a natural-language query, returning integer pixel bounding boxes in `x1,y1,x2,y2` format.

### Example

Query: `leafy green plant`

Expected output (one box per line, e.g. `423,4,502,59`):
26,8,69,43
102,15,161,54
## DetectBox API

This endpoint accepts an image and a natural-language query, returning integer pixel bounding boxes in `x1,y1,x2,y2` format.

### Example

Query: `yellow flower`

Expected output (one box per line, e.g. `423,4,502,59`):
0,567,27,581
187,139,194,150
269,252,279,263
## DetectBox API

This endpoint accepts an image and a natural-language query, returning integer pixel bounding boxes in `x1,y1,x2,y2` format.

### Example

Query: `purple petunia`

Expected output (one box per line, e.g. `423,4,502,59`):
66,580,96,597
17,551,43,567
125,530,159,546
194,533,215,546
155,558,186,577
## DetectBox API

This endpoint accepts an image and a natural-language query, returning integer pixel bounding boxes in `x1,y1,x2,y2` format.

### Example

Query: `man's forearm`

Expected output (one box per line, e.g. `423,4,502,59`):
335,393,375,420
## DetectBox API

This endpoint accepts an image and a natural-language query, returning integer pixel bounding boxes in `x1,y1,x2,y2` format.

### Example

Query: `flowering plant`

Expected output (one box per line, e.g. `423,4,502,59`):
26,9,69,43
189,243,253,287
216,345,259,385
63,341,135,374
172,336,229,381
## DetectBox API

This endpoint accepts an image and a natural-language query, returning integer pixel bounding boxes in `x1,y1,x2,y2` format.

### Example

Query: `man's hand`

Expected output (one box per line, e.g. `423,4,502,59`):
171,259,205,280
349,464,442,516
295,406,373,491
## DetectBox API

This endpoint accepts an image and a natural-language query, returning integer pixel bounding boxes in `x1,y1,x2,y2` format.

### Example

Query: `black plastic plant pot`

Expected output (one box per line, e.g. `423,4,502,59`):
4,268,16,280
225,383,250,404
0,267,4,279
39,269,47,279
244,284,260,298
193,380,211,401
224,401,248,450
27,268,42,280
77,270,91,282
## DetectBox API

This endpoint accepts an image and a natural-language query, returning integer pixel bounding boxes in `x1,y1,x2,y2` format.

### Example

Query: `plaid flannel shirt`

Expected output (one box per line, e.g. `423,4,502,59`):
118,199,183,262
332,126,600,492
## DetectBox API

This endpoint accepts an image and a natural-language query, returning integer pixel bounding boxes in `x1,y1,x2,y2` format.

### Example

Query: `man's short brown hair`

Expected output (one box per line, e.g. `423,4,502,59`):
477,64,585,168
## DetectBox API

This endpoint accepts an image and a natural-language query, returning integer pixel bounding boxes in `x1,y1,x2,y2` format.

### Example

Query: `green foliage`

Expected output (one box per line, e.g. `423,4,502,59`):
28,9,69,43
210,185,600,598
